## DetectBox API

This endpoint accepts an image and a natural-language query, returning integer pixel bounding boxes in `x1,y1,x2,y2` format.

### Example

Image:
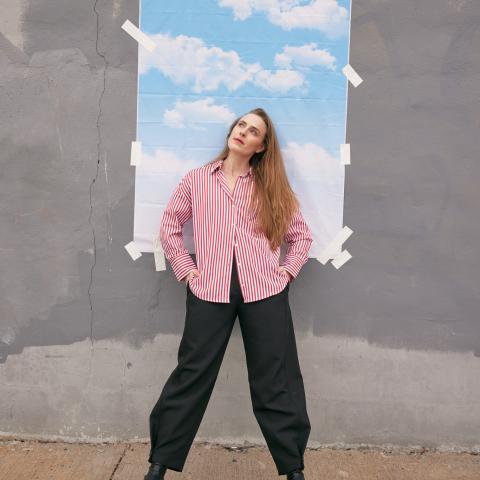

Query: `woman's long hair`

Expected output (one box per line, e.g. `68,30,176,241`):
204,107,299,252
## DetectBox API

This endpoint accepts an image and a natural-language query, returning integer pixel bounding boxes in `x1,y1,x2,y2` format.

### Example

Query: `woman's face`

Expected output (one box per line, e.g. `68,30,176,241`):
227,113,267,158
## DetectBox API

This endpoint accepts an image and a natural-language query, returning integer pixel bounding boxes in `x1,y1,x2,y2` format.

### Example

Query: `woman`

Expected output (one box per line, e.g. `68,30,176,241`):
145,108,312,480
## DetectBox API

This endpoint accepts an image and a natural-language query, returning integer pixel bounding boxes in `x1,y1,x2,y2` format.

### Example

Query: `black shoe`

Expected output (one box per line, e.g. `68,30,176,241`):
286,468,305,480
144,462,167,480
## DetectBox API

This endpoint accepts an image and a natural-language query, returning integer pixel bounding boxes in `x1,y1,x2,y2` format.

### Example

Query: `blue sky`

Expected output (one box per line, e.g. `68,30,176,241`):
138,0,351,158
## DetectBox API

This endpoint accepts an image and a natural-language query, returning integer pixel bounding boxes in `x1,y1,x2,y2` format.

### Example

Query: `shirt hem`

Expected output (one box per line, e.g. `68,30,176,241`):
189,278,289,303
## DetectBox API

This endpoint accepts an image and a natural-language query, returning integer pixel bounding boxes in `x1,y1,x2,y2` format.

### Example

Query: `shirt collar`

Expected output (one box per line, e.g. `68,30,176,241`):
210,158,253,178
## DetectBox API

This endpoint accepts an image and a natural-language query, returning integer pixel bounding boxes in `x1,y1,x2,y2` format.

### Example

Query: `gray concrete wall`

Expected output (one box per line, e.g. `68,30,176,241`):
1,0,479,451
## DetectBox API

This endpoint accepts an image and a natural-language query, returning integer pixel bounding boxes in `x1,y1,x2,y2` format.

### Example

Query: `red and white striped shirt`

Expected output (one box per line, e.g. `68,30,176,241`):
160,158,313,303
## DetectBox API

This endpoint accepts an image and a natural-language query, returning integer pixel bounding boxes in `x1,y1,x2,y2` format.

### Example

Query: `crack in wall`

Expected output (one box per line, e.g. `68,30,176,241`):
87,0,108,350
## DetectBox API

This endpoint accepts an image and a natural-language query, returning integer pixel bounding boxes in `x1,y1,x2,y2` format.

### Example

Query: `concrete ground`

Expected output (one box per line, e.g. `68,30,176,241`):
0,438,479,479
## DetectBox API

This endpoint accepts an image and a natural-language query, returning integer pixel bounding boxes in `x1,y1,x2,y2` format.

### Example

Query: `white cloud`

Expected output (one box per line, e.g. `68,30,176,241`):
139,33,305,93
219,0,349,37
139,33,259,91
253,69,305,92
274,43,336,70
163,98,236,129
282,141,343,179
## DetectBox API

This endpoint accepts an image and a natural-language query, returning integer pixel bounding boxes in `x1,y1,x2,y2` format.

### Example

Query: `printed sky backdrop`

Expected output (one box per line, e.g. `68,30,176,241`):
134,0,352,259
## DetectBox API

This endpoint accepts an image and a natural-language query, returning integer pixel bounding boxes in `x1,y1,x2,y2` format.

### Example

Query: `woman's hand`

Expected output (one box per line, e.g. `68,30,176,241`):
278,266,293,282
184,269,201,284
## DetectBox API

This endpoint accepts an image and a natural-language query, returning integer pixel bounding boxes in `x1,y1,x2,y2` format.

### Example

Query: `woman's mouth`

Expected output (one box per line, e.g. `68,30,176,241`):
233,137,244,144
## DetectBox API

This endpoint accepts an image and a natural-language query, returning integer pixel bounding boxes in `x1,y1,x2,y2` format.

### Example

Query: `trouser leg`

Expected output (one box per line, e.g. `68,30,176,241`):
148,281,238,471
238,284,311,476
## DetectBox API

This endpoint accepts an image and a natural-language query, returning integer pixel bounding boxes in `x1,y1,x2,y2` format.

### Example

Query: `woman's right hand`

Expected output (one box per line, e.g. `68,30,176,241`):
184,269,201,284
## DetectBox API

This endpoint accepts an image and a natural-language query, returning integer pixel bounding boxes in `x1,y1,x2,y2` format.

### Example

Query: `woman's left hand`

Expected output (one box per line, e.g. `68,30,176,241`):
278,266,293,282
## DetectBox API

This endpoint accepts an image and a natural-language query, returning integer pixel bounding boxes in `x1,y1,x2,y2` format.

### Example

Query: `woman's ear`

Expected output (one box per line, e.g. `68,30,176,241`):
255,144,265,154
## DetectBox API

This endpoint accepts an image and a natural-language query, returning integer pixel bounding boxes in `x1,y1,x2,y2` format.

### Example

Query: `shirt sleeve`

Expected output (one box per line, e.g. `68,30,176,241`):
159,171,198,282
280,207,313,281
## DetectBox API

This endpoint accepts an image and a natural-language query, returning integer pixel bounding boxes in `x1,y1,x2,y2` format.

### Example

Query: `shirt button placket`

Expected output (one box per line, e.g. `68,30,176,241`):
233,203,240,266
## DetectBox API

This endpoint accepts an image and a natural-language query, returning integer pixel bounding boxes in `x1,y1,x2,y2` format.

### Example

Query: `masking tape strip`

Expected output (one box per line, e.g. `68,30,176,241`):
340,143,350,165
121,20,157,52
317,225,353,265
331,249,352,269
124,240,142,261
130,141,142,166
154,250,166,271
342,63,363,87
153,236,166,271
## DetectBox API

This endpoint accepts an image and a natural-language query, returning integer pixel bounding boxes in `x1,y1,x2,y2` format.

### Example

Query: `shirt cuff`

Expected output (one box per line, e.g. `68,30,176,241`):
169,253,197,282
280,256,304,280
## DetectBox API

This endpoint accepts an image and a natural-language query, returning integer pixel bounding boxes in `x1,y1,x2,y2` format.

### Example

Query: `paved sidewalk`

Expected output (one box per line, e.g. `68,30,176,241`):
0,438,479,479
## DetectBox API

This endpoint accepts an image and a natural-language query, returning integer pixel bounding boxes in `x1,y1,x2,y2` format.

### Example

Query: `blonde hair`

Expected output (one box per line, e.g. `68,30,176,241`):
205,107,299,251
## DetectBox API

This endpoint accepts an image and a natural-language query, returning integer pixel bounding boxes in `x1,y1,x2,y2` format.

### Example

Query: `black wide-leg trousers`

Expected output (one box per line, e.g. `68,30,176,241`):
148,253,311,476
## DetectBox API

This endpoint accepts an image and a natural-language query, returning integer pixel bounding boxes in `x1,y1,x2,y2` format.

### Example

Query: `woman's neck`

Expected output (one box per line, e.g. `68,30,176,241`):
222,151,250,176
